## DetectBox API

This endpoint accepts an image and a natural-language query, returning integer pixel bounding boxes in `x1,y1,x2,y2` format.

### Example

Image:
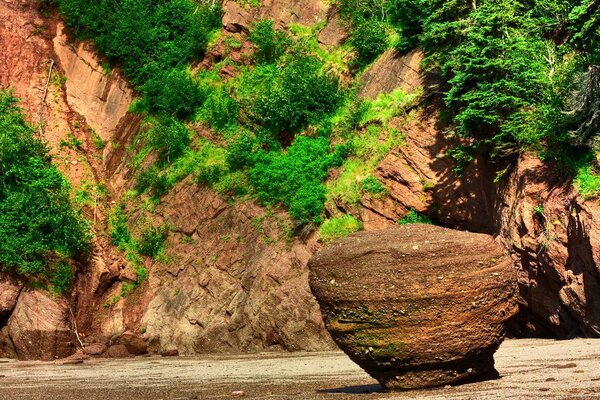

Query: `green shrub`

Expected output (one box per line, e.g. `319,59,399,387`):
348,19,388,68
319,214,362,242
50,263,75,296
0,90,91,280
137,225,167,258
54,0,222,86
239,55,343,133
108,204,131,248
197,86,240,132
398,209,433,225
361,175,386,194
248,135,346,223
141,68,206,119
249,19,291,64
136,166,171,198
146,116,190,164
575,164,600,199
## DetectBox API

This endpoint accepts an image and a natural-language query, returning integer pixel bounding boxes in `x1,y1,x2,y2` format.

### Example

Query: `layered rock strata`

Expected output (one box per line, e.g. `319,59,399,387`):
309,224,518,390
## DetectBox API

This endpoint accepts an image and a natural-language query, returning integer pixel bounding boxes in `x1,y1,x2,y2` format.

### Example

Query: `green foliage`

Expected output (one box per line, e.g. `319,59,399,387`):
140,68,205,119
443,1,549,150
239,54,343,134
0,90,91,282
197,86,240,132
108,204,131,248
248,134,346,223
146,116,190,164
575,163,600,199
249,20,291,63
54,0,222,86
137,225,167,258
50,263,75,296
319,214,363,242
361,175,386,194
398,209,433,225
348,19,389,68
136,166,171,198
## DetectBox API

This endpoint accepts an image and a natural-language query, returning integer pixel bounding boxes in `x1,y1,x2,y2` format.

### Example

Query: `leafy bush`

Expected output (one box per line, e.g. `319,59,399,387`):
249,19,291,64
137,225,167,258
146,116,190,164
54,0,222,86
398,209,433,225
348,19,388,68
135,166,171,198
197,86,240,132
109,204,131,248
239,55,343,133
248,135,346,223
0,90,91,280
575,164,600,199
361,175,386,194
319,214,362,242
140,68,206,119
50,263,75,296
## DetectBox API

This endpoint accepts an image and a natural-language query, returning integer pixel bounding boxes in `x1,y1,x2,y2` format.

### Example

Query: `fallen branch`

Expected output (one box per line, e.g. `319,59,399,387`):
38,59,54,137
69,305,85,349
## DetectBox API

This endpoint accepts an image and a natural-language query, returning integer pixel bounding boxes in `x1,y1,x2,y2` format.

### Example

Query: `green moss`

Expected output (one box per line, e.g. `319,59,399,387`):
319,214,363,242
398,209,433,225
575,164,600,200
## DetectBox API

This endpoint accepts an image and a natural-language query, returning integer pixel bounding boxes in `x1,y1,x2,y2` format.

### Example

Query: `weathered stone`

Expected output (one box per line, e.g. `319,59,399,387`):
0,276,22,317
83,343,107,356
160,349,179,357
358,49,423,100
0,327,16,359
117,331,147,355
106,344,133,358
7,291,74,361
309,224,518,390
318,10,348,47
222,0,329,32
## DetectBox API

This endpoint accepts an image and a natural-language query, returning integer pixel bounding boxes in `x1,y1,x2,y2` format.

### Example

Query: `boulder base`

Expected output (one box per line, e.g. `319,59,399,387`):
309,224,518,390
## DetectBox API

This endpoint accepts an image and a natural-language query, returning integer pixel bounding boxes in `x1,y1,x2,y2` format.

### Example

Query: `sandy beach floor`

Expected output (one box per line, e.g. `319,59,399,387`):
0,339,599,400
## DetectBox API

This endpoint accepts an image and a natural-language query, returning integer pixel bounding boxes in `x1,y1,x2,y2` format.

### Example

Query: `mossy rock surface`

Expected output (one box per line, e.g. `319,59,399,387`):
309,224,518,390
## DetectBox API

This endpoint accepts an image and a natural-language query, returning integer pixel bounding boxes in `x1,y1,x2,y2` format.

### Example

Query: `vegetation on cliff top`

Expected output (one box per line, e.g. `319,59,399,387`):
51,0,600,233
0,90,91,293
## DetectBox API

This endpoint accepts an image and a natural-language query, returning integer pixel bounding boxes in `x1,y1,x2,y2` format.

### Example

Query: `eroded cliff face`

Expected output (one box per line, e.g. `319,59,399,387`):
354,50,600,337
0,0,599,360
0,0,334,357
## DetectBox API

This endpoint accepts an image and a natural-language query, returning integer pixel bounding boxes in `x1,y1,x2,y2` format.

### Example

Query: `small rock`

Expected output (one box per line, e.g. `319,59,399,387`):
161,349,179,357
61,359,84,365
117,332,147,355
556,362,577,369
539,388,551,392
444,385,451,389
83,343,107,356
231,391,245,397
106,344,133,358
546,377,557,382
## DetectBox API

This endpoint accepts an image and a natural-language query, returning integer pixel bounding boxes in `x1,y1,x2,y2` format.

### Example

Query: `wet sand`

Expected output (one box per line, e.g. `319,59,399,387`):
0,339,599,399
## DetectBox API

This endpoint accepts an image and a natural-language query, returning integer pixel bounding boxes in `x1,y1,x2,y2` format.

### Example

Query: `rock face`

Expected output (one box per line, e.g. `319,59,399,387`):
7,291,74,361
53,22,133,144
309,224,518,390
222,0,329,32
358,49,423,100
0,275,23,317
138,182,334,354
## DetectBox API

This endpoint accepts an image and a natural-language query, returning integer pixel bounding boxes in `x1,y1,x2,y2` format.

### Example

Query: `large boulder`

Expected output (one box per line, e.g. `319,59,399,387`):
7,291,74,360
309,224,518,390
